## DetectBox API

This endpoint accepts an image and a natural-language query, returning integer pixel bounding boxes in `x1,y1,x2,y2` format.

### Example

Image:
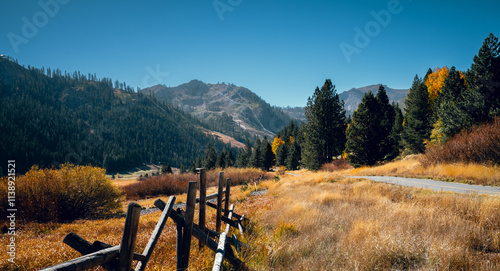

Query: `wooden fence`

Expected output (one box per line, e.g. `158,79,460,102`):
40,169,249,271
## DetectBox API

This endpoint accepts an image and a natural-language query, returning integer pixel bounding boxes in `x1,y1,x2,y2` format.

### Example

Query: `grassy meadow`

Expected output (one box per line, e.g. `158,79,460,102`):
339,155,500,186
2,166,500,270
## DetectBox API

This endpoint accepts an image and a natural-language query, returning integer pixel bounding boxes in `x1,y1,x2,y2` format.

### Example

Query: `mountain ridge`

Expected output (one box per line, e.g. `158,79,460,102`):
141,80,291,139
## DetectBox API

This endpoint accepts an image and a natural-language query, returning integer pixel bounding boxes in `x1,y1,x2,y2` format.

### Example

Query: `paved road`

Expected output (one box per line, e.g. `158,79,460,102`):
350,176,500,196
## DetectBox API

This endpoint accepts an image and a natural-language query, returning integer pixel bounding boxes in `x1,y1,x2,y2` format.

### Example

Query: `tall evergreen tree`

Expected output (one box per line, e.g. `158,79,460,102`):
240,140,253,168
303,79,346,170
286,141,301,170
225,149,235,168
345,92,382,167
467,33,500,118
375,85,396,161
387,103,404,161
402,75,432,153
436,66,481,138
203,142,217,170
217,148,227,168
250,138,263,169
179,164,186,174
260,137,274,171
189,161,196,173
275,144,288,166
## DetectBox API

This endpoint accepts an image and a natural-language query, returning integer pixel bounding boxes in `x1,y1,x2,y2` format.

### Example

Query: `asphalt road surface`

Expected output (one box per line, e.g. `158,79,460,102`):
350,176,500,196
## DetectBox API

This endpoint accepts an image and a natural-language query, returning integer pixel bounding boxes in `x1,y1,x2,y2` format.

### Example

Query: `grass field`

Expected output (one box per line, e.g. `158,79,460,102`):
340,155,500,186
107,164,163,182
2,169,499,270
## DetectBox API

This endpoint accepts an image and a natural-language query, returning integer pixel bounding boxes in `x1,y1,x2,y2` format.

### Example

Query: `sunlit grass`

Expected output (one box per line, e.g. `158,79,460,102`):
243,171,500,270
3,169,500,270
341,154,500,186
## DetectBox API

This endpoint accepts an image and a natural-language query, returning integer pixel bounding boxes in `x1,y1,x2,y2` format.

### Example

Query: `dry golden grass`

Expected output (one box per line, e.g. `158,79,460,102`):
4,170,500,270
243,171,500,270
0,192,232,271
342,154,500,186
111,178,140,188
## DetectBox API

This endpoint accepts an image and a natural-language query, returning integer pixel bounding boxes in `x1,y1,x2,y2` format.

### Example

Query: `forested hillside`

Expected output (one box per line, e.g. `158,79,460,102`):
0,58,234,175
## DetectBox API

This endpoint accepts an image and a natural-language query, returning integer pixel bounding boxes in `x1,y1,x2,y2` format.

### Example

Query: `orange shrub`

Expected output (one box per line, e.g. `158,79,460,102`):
122,167,270,200
0,164,122,223
423,118,500,166
320,158,353,172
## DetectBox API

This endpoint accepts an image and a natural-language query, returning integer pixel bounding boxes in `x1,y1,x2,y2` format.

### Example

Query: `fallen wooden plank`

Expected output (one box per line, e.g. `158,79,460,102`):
39,246,119,271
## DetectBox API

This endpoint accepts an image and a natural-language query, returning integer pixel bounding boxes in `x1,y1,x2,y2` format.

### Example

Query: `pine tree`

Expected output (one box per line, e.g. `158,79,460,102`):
467,33,500,118
165,163,173,174
303,79,346,170
275,144,288,166
203,143,217,170
217,148,227,168
375,85,396,161
345,92,381,167
436,66,480,138
250,138,263,169
179,164,186,174
286,141,301,170
386,103,403,160
189,161,196,173
225,149,235,168
402,75,432,153
260,137,274,171
237,140,252,168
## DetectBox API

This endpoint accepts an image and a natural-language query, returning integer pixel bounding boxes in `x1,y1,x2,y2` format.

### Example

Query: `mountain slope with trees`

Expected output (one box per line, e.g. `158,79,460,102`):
0,58,234,175
141,80,291,139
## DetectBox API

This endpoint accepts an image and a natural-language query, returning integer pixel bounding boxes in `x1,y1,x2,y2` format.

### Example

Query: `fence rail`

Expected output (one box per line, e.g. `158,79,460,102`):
40,169,249,271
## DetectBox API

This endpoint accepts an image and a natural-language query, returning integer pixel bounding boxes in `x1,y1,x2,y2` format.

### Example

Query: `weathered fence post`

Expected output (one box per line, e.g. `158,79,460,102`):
176,220,183,270
224,178,231,217
118,202,141,271
216,172,224,232
198,168,207,249
179,181,197,270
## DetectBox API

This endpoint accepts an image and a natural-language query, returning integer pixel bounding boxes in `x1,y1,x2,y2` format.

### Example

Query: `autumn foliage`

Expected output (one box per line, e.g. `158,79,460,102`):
272,136,285,155
423,117,500,166
320,158,352,172
0,164,123,223
425,66,449,104
122,167,270,200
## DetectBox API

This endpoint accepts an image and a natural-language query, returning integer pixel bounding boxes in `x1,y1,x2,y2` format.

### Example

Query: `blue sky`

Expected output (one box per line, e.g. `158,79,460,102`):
1,0,499,107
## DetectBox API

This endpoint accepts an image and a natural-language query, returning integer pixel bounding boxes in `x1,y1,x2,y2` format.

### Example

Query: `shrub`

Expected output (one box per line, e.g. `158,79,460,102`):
122,167,271,200
276,166,286,176
0,164,122,223
423,118,500,166
320,158,353,172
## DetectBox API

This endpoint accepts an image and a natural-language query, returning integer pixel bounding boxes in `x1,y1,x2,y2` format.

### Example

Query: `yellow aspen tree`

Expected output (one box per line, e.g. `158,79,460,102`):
272,136,285,155
425,66,449,105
